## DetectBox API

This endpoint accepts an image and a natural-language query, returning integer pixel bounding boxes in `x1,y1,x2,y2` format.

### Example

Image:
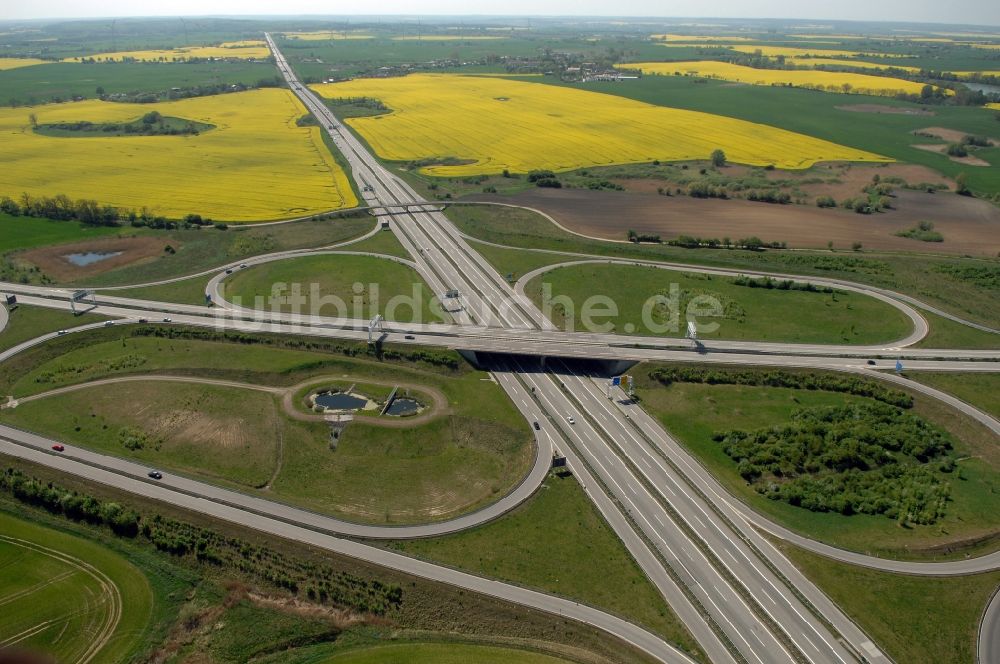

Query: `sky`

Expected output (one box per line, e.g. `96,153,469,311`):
2,0,999,26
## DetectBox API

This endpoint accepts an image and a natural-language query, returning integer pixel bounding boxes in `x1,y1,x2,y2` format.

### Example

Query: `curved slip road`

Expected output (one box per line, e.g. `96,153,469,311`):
0,303,8,336
982,588,1000,664
514,257,930,348
0,324,553,541
464,230,1000,338
88,220,384,293
0,436,695,664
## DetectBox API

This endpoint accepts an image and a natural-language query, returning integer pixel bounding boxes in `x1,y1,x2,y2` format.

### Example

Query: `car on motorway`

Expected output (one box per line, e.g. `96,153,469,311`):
225,268,233,274
57,329,67,335
239,263,248,269
162,317,172,323
51,444,64,452
404,334,415,340
104,321,114,327
138,318,148,323
147,470,163,480
567,416,576,425
866,360,877,366
533,421,541,430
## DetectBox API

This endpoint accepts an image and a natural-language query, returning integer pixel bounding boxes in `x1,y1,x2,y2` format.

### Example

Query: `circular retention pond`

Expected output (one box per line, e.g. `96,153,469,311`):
63,251,123,266
386,397,421,416
314,391,368,411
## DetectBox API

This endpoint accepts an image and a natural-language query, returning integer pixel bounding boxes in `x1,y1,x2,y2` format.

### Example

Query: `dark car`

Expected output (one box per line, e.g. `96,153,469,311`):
866,360,877,366
51,444,65,452
147,470,163,480
404,334,415,340
533,421,540,431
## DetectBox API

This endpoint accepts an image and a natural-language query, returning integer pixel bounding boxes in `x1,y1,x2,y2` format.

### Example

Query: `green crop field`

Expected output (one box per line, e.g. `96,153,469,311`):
0,510,154,664
0,213,121,253
0,61,280,106
391,472,702,657
635,366,1000,559
525,262,913,344
0,333,535,524
224,253,442,324
773,538,1000,664
447,204,1000,327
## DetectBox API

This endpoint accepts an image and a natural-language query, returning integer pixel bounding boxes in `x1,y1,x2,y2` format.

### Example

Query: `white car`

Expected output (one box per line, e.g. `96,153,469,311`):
567,416,576,425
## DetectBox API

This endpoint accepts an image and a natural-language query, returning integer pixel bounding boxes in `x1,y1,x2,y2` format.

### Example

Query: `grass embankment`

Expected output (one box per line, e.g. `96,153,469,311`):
914,310,1000,349
224,254,442,324
908,372,1000,418
525,262,912,344
119,274,214,305
0,305,108,353
0,510,156,664
446,203,1000,327
391,473,702,659
772,538,1000,664
346,227,415,259
289,642,577,663
0,329,533,525
635,365,1000,559
0,456,667,664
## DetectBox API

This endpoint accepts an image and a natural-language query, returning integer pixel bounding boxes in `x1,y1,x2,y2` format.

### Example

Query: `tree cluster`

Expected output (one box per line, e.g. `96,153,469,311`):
731,275,834,293
714,403,954,524
0,468,403,615
648,366,912,408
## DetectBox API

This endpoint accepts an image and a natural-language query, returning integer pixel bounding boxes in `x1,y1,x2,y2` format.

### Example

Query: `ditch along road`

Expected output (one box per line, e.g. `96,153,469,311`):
271,34,878,664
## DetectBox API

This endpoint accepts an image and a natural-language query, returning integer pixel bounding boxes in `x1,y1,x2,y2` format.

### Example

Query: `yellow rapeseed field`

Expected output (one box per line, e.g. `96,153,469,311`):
987,103,1000,111
0,89,356,221
64,41,270,62
785,57,920,73
628,61,936,96
283,31,374,40
312,74,888,176
0,58,50,70
391,35,503,41
725,45,910,59
651,34,756,42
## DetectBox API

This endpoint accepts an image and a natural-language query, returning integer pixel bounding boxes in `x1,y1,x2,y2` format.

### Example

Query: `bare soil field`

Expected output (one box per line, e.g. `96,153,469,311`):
481,187,1000,255
912,143,991,167
915,126,997,144
18,236,170,281
610,162,950,204
836,104,935,116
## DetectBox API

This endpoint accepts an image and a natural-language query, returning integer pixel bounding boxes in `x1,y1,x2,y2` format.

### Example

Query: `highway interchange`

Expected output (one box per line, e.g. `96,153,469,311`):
0,32,998,664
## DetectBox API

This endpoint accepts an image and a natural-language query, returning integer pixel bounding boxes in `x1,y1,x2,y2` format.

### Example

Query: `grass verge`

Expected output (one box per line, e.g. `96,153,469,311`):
389,471,703,660
772,536,1000,664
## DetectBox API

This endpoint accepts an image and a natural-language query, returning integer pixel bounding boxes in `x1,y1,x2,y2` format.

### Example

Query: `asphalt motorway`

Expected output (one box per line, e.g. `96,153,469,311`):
0,34,996,664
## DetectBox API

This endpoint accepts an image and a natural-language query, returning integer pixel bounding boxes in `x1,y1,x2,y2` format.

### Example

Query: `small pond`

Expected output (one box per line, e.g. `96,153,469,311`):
314,391,368,411
63,251,123,267
385,397,421,416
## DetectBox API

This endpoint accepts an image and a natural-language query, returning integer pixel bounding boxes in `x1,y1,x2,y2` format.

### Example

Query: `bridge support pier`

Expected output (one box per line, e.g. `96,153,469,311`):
599,359,638,377
457,349,481,369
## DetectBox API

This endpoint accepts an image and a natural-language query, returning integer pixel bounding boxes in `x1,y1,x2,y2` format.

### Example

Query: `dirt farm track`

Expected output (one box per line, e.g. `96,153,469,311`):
480,188,1000,256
